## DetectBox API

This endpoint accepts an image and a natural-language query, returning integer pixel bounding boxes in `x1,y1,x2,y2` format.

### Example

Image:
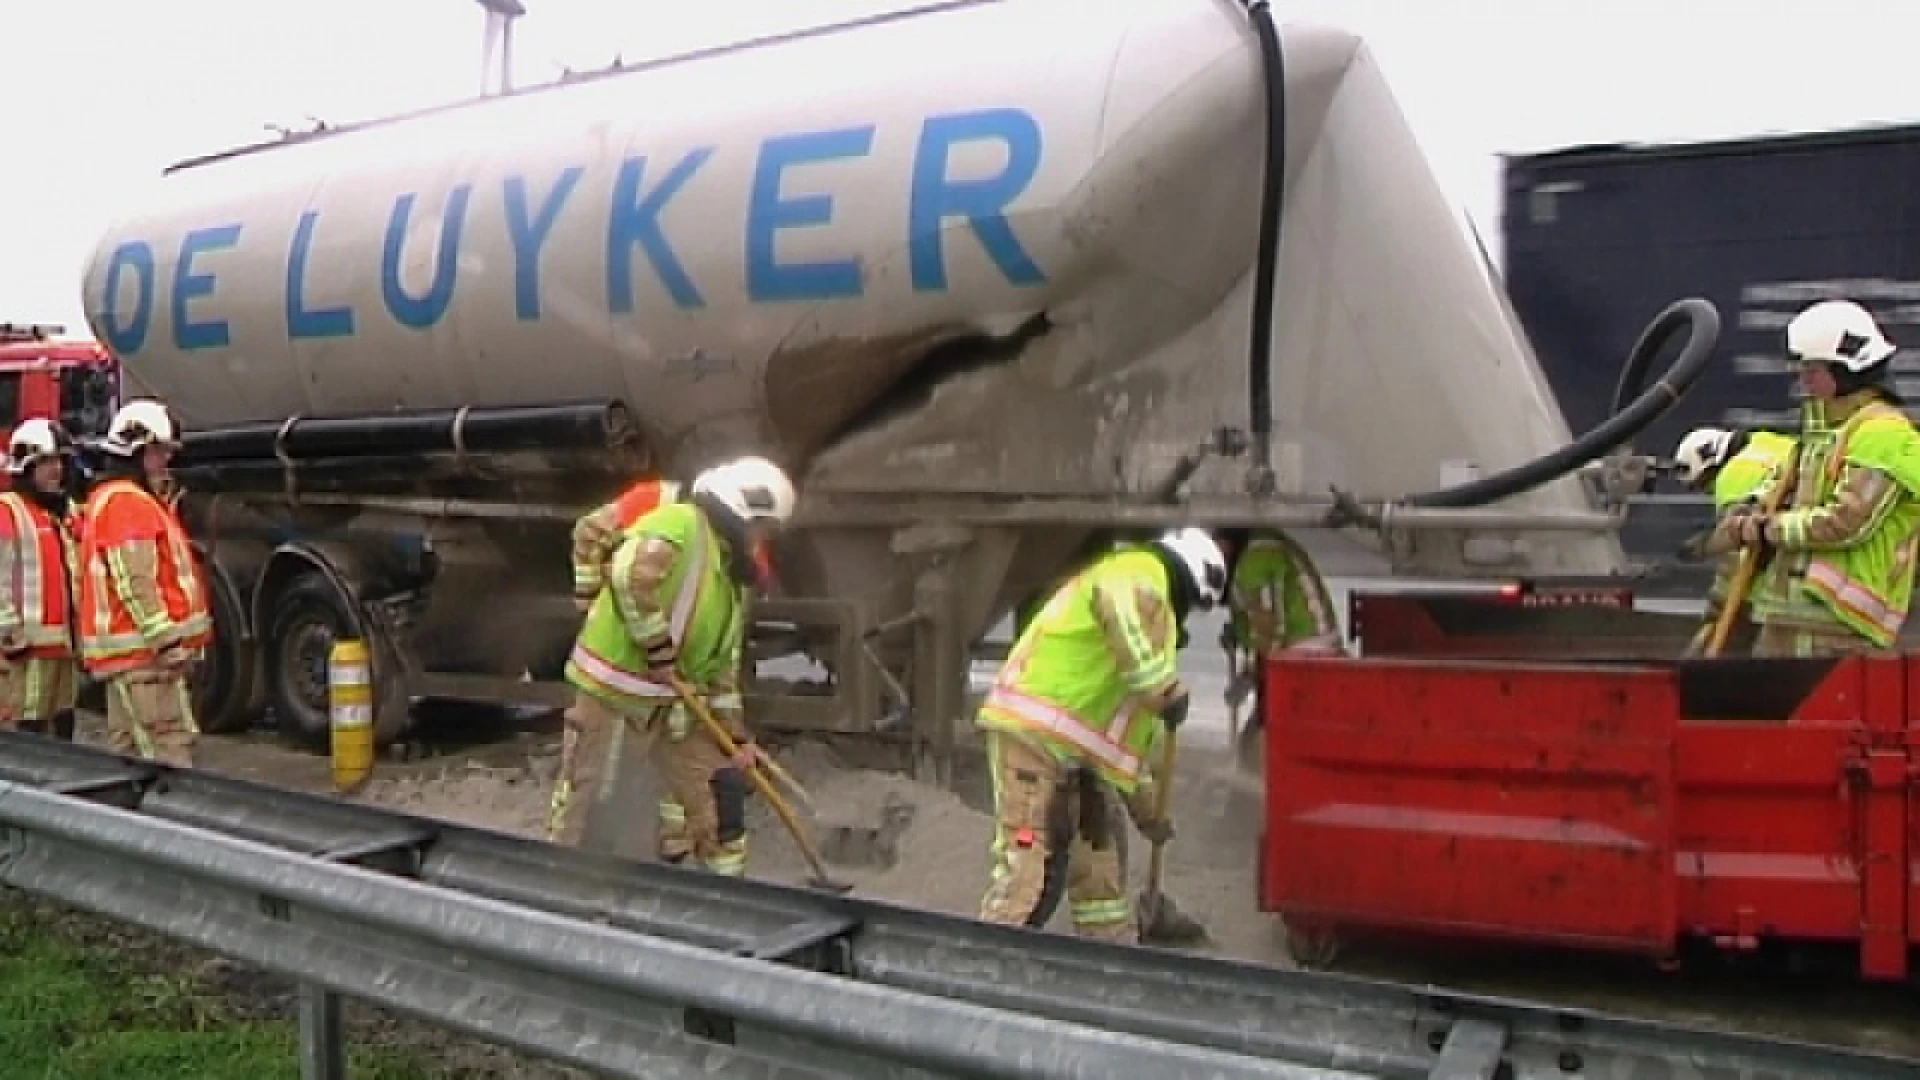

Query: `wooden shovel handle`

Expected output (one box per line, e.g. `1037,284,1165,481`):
1705,456,1798,658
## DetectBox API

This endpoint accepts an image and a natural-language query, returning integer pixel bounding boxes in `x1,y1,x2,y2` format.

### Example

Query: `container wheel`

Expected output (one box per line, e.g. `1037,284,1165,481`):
1283,920,1344,970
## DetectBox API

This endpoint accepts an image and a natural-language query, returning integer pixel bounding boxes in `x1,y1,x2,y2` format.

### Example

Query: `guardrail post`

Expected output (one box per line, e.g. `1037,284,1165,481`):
297,981,346,1080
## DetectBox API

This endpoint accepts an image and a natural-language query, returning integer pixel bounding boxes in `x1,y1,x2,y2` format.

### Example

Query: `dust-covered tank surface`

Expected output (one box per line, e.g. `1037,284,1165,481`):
83,0,1629,663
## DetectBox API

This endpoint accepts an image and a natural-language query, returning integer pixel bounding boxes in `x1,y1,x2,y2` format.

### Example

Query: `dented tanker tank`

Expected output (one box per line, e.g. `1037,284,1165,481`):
77,0,1639,752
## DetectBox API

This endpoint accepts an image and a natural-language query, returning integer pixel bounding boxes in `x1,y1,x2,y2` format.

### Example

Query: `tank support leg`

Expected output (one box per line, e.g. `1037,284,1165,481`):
911,565,967,790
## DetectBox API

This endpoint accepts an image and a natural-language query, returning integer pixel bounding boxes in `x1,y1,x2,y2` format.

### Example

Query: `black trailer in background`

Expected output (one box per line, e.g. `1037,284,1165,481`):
1500,122,1920,598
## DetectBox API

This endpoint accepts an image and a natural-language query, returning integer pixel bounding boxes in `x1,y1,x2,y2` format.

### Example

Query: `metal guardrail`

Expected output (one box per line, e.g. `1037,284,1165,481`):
0,732,1911,1080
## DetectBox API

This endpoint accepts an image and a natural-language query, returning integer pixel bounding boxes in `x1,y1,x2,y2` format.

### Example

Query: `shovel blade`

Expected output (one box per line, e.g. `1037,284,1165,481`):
1138,889,1210,946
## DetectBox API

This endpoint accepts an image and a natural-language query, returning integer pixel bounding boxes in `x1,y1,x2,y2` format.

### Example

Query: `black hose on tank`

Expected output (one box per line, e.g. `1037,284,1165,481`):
1243,0,1286,496
1398,296,1721,509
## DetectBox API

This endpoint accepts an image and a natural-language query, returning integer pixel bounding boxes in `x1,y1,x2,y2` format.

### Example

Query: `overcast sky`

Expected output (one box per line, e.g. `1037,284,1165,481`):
6,0,1917,337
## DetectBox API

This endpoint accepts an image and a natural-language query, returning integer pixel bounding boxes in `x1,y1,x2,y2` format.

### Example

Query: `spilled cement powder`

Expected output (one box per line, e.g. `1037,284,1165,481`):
761,741,992,917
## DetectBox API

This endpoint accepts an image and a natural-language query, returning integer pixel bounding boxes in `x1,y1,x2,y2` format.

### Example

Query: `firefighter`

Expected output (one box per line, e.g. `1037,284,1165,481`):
1711,300,1920,657
0,419,81,741
77,400,211,766
572,474,778,611
571,475,685,612
1672,425,1797,656
975,526,1226,943
1217,528,1342,766
548,455,796,874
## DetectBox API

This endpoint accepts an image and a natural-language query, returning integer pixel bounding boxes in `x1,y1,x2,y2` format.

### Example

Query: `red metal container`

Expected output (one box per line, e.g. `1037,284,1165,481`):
1259,599,1919,981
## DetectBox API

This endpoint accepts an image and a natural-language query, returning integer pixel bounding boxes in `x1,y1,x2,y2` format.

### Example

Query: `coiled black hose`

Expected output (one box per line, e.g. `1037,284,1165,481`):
1397,296,1721,509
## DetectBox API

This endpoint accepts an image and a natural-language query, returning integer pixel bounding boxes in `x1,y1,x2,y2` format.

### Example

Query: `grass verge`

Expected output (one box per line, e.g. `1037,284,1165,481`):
0,889,583,1079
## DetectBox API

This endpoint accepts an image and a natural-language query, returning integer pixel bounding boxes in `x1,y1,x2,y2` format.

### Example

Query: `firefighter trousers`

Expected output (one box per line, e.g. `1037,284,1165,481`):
0,656,77,739
978,729,1136,944
103,668,197,767
545,691,748,875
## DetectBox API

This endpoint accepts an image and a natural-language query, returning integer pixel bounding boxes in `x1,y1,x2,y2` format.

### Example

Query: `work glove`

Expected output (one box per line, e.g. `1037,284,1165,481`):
1730,510,1773,551
730,739,767,771
643,634,679,687
1161,691,1191,731
1136,816,1176,846
157,645,197,673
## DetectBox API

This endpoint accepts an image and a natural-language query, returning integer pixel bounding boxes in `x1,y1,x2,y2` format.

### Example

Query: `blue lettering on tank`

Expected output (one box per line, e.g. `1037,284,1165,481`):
130,108,1053,347
381,185,473,329
607,149,711,312
173,224,244,350
909,108,1046,292
747,126,876,302
286,210,356,338
97,241,156,355
504,167,584,321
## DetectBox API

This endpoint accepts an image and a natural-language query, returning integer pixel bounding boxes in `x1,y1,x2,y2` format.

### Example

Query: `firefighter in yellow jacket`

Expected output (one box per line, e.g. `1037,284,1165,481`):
77,400,212,766
1672,425,1797,655
1709,300,1920,656
571,477,684,611
0,419,81,740
547,455,796,872
1218,528,1341,766
976,527,1226,943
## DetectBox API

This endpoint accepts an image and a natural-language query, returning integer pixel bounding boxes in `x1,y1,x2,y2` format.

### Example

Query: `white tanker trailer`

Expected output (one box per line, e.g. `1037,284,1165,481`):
78,0,1711,764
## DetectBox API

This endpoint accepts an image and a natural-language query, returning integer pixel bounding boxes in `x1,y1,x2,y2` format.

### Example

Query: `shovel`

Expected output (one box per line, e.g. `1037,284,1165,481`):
666,674,854,894
1222,641,1245,744
1137,728,1209,946
1705,454,1798,658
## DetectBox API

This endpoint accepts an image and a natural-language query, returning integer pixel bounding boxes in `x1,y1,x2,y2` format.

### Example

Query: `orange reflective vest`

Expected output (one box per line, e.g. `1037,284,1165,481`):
0,493,78,658
612,479,676,523
78,479,212,677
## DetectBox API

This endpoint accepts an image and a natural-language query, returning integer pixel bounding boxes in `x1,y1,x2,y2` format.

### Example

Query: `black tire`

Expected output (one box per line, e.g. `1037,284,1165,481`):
263,571,411,750
1027,783,1132,929
191,560,257,734
265,573,352,747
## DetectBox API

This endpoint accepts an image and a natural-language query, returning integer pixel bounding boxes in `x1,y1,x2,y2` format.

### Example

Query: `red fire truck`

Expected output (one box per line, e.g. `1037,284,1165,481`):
0,323,119,480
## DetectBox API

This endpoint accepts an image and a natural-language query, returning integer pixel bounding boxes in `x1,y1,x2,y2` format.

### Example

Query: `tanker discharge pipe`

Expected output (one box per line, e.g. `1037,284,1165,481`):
1240,0,1285,497
1394,296,1720,510
1236,2,1711,519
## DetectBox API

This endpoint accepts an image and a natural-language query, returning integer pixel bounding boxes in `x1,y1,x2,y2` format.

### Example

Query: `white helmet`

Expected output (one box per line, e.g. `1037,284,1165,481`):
101,399,181,457
1785,300,1896,372
1672,426,1735,489
691,455,796,526
6,418,66,474
1154,527,1228,611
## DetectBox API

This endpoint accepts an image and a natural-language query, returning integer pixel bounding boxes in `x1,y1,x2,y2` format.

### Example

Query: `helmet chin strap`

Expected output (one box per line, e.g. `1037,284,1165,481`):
692,491,763,587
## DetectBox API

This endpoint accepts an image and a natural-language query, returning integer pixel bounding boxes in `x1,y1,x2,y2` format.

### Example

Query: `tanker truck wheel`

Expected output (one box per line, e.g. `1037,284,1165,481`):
264,572,410,751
